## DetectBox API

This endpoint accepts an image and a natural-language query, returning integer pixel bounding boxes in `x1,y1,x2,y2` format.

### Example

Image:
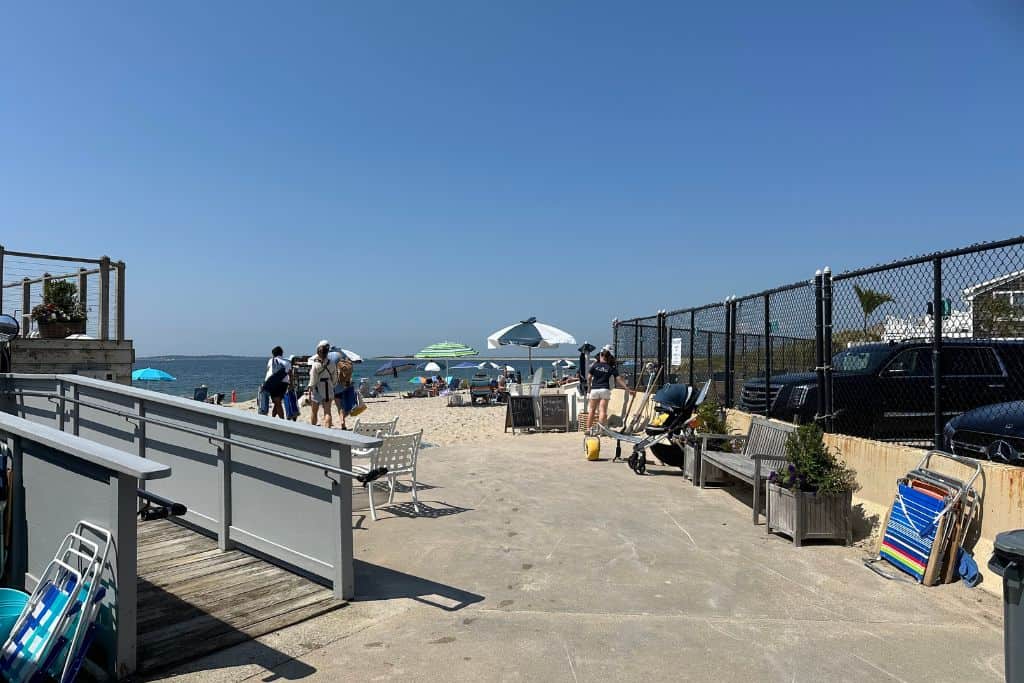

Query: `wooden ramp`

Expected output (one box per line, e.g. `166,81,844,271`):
136,519,343,674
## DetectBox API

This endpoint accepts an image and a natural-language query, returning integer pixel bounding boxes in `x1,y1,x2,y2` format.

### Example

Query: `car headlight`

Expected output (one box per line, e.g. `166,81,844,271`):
789,385,811,407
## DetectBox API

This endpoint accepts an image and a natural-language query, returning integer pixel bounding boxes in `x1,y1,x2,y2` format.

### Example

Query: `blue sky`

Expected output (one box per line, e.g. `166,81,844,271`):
2,2,1023,356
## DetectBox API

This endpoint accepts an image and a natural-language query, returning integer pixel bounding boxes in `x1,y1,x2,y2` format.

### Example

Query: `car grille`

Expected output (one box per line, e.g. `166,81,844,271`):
949,429,1024,464
740,385,780,412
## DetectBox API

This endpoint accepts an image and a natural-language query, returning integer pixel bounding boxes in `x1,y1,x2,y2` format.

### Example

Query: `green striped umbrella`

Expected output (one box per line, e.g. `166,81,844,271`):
414,342,478,374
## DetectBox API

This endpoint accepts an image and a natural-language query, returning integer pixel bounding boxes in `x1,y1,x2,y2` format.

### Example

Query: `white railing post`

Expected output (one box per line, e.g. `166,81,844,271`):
71,382,80,436
217,418,233,550
331,444,354,599
57,379,66,432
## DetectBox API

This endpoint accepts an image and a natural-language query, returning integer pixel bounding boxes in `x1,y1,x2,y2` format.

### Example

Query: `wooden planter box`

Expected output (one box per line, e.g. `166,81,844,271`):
685,440,731,486
766,483,852,547
37,319,86,339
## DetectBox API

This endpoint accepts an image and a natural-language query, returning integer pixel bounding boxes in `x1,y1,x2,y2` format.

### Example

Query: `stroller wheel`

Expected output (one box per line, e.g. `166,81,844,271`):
628,450,646,475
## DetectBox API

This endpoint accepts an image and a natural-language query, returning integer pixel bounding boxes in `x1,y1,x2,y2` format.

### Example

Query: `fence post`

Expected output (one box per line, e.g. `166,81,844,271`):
0,244,4,312
612,318,618,358
764,294,772,417
632,321,640,389
689,310,695,387
822,268,834,432
933,257,943,449
116,261,126,342
21,278,30,334
99,256,111,341
814,270,825,425
724,297,735,407
657,310,667,387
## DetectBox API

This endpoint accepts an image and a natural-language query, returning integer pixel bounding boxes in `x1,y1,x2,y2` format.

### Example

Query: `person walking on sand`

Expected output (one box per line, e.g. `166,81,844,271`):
307,340,335,427
284,354,300,421
262,346,291,419
331,350,356,430
587,348,630,430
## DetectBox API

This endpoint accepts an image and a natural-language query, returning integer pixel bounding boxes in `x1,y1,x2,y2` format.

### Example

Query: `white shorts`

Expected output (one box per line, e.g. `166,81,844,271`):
588,388,612,401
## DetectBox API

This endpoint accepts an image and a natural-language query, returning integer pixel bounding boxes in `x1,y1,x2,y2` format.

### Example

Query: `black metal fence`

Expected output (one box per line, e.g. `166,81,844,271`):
613,236,1024,461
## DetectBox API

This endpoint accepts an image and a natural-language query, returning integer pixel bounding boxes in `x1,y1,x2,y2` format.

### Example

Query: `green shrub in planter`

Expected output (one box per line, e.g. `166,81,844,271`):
766,424,859,546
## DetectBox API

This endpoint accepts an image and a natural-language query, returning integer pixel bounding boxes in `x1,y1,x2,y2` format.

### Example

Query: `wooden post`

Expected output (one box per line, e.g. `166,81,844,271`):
21,278,30,334
115,261,125,342
0,244,5,312
99,256,110,340
78,268,88,319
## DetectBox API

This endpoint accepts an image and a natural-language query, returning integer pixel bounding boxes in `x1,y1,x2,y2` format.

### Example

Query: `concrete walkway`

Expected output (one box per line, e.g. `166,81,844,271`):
150,433,1005,682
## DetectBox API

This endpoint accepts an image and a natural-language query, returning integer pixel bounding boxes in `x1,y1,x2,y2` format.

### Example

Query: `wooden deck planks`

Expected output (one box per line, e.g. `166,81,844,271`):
136,519,343,674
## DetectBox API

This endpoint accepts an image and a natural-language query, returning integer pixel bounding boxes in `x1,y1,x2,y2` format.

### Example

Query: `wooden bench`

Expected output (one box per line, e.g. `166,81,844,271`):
698,415,796,524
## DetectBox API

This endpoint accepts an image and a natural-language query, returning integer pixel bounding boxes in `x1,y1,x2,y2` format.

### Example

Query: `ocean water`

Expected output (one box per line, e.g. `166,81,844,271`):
132,356,577,399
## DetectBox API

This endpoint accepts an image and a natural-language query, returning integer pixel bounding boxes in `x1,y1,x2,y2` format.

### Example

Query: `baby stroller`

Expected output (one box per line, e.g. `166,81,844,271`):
602,380,710,475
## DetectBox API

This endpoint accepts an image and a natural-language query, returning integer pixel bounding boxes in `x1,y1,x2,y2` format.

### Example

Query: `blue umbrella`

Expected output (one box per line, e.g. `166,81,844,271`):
132,368,176,382
451,361,480,369
375,359,418,376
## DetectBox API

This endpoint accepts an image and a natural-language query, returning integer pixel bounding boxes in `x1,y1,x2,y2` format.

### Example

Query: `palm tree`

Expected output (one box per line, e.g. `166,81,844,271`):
853,285,894,337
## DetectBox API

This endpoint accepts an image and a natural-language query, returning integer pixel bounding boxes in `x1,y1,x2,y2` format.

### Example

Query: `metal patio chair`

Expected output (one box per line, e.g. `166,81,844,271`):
354,430,423,521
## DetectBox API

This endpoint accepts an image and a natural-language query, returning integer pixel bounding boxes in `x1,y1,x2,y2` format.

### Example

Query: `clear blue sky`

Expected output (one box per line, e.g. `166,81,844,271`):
3,2,1023,357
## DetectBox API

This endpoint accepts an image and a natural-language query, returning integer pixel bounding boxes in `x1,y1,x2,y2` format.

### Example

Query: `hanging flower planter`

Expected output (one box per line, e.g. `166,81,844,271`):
31,280,87,339
37,320,86,339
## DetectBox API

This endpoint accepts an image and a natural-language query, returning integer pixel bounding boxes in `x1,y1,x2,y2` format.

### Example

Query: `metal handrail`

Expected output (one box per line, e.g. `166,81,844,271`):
6,388,375,481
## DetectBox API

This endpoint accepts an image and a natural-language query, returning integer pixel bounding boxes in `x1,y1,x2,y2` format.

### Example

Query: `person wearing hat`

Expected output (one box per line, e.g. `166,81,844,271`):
587,347,631,430
307,340,335,427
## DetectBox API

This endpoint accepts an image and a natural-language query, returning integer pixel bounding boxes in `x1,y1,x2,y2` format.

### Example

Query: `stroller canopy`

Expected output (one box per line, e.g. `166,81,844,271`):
653,384,692,410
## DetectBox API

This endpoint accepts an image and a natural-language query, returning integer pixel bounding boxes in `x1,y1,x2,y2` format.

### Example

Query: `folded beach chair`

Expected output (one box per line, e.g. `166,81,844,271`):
0,521,111,683
867,451,981,585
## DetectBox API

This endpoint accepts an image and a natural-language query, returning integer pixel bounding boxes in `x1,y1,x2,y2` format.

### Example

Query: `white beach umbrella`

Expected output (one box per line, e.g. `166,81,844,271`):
487,317,576,373
422,361,442,372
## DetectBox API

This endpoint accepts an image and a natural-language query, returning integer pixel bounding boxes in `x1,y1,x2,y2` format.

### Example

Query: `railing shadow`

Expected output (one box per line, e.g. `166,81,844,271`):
353,560,484,612
136,577,324,679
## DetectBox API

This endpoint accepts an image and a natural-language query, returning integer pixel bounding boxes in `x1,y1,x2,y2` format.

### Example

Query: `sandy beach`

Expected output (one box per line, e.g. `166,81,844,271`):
232,393,518,447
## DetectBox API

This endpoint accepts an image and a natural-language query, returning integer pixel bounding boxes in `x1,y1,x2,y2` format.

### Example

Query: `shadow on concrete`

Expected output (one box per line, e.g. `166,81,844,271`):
354,560,484,612
851,503,880,543
381,500,472,519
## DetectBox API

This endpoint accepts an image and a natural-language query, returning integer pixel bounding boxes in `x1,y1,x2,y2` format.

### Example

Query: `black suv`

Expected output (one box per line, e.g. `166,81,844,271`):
739,339,1024,441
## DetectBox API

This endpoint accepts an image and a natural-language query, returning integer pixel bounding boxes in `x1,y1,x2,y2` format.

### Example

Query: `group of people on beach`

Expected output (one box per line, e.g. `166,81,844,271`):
260,340,365,429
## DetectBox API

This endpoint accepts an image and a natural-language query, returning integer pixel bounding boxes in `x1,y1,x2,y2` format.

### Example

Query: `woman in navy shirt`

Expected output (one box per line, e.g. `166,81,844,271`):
587,349,630,429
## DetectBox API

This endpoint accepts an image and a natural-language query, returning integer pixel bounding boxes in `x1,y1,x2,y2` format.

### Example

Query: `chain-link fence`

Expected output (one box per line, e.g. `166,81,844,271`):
612,235,1024,460
0,248,125,341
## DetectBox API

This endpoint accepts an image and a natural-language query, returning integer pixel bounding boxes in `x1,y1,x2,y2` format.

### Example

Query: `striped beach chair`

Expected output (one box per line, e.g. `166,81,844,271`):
878,483,947,582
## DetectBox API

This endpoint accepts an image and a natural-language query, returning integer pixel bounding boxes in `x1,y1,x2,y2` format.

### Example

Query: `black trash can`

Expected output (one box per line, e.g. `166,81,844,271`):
989,529,1024,683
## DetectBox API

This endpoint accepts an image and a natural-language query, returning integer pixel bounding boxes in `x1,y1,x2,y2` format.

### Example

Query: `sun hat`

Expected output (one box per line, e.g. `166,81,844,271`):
601,344,614,353
316,339,330,349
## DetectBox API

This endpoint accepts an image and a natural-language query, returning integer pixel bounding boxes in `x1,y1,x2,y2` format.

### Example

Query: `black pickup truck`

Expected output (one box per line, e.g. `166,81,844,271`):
739,339,1024,441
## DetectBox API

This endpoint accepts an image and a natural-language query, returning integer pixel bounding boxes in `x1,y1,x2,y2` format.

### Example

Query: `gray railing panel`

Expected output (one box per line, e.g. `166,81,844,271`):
2,374,371,601
74,381,138,451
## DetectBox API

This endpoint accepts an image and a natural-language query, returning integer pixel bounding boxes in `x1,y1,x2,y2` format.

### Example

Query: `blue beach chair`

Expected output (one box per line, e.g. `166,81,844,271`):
0,521,111,683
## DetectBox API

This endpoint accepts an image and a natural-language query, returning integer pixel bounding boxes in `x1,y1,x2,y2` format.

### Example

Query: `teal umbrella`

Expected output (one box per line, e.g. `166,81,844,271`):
132,368,176,382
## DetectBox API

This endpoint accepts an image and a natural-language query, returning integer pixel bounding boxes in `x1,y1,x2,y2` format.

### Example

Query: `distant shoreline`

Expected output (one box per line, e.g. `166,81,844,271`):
137,353,579,362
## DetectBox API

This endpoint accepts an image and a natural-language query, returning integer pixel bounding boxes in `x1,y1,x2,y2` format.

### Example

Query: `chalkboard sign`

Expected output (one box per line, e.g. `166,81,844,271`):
539,394,569,432
505,396,536,433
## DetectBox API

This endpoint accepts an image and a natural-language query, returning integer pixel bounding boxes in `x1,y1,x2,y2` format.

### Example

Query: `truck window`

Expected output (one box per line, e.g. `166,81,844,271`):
883,348,932,377
942,347,1002,376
